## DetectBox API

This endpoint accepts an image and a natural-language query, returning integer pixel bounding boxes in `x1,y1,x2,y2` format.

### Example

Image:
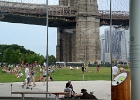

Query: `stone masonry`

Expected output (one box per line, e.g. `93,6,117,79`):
56,0,101,64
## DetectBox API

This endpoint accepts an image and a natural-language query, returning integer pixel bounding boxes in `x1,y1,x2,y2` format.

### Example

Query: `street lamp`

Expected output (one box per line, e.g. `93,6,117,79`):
46,0,49,98
110,0,112,79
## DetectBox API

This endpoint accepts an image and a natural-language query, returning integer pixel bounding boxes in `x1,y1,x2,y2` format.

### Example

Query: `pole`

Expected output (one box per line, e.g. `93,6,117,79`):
11,84,12,100
110,0,112,80
130,0,140,99
82,72,84,81
46,0,49,98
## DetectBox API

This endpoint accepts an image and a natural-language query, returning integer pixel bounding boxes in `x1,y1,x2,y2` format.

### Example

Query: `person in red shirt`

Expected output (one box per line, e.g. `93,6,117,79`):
96,65,100,74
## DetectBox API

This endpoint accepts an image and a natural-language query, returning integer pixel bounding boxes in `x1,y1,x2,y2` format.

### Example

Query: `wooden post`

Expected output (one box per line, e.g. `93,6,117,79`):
111,71,130,100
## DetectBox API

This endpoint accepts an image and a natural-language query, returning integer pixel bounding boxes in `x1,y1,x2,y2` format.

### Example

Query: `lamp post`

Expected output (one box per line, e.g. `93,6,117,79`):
110,0,112,79
46,0,49,98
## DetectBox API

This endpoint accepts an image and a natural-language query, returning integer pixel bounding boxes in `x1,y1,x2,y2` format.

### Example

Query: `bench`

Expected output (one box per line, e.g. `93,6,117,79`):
11,91,68,100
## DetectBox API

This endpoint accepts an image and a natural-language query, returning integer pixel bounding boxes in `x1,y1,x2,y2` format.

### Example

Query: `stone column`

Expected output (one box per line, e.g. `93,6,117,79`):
59,0,64,5
56,28,76,62
56,28,61,61
59,0,77,6
75,0,100,63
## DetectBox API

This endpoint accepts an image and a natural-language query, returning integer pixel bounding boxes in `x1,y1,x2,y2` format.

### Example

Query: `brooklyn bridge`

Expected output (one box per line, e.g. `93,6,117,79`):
0,0,129,63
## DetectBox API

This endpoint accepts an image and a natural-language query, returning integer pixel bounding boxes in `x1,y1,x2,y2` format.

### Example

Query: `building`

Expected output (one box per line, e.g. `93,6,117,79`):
102,28,129,63
100,34,105,62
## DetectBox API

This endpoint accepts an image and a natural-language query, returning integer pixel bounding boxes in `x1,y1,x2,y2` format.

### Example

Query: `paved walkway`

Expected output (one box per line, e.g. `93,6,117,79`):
0,81,111,100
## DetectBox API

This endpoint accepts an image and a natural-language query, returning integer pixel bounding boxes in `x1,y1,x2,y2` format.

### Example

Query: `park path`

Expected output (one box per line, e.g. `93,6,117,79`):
0,81,111,100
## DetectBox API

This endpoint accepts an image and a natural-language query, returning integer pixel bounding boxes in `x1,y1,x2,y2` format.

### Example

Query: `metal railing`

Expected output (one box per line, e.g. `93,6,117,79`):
0,1,129,20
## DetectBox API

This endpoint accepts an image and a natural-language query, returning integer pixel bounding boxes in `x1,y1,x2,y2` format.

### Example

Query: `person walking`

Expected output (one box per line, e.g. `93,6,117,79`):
43,67,47,85
96,65,100,74
30,66,36,87
112,64,118,80
25,64,30,89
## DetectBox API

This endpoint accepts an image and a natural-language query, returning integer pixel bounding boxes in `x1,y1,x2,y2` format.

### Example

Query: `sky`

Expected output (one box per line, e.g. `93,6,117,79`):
0,0,129,57
0,22,57,57
0,21,109,57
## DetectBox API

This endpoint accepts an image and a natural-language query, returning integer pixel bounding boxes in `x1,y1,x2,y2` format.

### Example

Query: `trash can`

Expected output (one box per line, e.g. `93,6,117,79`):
111,71,130,100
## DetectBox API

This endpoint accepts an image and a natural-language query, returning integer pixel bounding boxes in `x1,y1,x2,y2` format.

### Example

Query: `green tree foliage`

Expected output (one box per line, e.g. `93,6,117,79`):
49,55,56,63
0,44,55,65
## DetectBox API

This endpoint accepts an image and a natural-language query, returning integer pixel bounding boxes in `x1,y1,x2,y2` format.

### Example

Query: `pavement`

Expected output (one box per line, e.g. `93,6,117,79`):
0,81,111,100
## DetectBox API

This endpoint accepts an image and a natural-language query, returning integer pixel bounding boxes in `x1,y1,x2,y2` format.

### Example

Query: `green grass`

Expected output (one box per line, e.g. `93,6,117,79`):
0,67,111,82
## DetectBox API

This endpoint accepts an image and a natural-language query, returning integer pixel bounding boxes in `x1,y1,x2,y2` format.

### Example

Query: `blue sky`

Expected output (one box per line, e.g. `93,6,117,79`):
0,22,108,57
0,21,57,57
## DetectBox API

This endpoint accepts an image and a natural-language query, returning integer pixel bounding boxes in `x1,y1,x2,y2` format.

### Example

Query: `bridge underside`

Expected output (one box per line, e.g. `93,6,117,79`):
100,19,129,26
0,14,129,27
0,14,75,27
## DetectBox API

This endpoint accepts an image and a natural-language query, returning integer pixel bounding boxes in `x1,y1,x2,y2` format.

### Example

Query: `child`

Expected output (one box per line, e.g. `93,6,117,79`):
38,75,41,82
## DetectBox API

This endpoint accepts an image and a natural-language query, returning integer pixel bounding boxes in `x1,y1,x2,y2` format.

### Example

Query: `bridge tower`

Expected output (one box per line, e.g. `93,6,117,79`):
59,0,77,6
56,0,101,63
75,0,101,64
56,0,77,62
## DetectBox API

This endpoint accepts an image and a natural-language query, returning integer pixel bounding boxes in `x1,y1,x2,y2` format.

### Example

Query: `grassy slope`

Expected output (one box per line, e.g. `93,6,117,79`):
0,67,111,82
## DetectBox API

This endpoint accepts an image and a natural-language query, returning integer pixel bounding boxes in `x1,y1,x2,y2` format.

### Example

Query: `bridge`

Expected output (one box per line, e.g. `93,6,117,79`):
0,1,129,26
0,0,129,63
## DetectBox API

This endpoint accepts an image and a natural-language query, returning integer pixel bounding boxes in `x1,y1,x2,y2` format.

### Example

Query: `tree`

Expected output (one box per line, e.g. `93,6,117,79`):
48,55,56,63
0,44,49,65
2,48,21,64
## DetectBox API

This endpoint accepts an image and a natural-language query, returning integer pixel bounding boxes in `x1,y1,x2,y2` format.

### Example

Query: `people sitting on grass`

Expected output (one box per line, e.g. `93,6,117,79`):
6,68,10,74
70,66,74,70
2,66,6,73
76,66,79,69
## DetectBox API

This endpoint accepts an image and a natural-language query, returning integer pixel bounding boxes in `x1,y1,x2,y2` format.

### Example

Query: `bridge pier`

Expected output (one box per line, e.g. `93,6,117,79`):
59,0,77,6
57,0,101,63
75,0,101,64
56,28,76,62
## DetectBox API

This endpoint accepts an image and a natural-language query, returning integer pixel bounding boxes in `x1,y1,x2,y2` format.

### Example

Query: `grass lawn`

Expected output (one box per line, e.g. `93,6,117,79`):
0,67,111,83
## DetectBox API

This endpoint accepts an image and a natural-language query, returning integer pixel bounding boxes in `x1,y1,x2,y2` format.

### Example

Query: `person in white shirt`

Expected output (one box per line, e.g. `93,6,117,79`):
25,64,30,89
43,67,47,85
112,64,118,80
70,66,74,70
